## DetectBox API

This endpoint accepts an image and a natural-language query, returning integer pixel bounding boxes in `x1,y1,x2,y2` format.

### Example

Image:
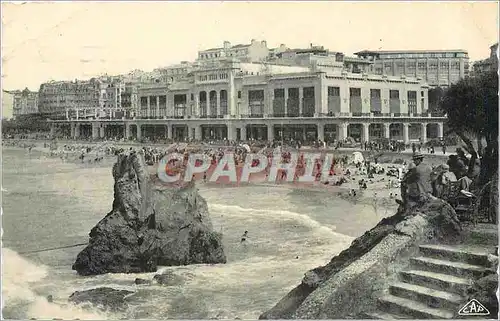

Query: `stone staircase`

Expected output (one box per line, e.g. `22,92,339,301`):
364,225,498,319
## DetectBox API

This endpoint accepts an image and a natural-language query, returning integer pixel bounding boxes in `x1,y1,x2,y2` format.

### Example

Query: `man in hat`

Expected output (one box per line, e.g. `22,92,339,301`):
402,152,433,207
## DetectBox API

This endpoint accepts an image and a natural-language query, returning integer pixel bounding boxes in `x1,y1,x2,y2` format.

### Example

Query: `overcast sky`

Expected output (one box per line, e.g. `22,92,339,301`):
1,1,498,118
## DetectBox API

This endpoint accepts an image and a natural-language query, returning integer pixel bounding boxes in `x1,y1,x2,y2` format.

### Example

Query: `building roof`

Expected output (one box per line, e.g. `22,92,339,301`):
201,47,224,52
354,49,468,55
231,44,250,49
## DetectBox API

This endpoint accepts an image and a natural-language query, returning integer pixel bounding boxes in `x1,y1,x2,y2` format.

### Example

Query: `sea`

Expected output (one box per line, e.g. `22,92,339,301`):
1,147,392,320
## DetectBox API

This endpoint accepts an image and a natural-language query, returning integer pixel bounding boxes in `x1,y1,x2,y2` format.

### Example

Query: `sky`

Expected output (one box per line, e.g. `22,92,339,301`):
1,1,499,118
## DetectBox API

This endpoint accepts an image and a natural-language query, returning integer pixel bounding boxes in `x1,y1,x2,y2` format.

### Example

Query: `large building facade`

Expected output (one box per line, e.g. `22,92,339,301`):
197,39,270,63
38,77,139,120
51,58,445,144
4,88,39,118
354,49,470,88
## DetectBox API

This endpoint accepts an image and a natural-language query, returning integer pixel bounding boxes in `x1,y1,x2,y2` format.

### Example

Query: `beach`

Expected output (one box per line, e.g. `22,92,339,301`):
2,145,416,319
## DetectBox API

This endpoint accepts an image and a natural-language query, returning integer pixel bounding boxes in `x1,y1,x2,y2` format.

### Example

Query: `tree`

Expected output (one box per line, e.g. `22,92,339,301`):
1,113,51,133
439,71,498,186
428,86,445,114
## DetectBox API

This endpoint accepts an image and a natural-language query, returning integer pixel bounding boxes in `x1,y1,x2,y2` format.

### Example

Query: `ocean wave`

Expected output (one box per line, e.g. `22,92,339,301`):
1,247,109,320
208,203,354,242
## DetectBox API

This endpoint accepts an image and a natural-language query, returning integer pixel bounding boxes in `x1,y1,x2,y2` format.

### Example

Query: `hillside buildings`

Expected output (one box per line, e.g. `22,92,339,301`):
51,56,444,145
10,39,448,143
354,49,470,88
472,43,499,75
3,88,39,118
37,77,139,120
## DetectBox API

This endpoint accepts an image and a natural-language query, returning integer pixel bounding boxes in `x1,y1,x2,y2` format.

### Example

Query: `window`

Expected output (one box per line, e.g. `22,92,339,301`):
389,90,399,99
370,89,381,98
418,62,426,69
238,91,242,99
451,62,460,69
349,88,361,97
421,91,424,97
328,87,340,96
440,62,449,69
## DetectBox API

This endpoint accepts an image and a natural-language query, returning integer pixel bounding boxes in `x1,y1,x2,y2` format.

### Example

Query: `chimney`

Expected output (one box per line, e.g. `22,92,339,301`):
223,41,231,49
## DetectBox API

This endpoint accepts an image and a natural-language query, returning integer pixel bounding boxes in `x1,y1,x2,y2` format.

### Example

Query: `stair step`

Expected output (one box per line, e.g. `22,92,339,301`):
362,311,410,319
410,257,489,279
389,282,464,310
399,270,473,295
419,244,491,267
378,294,455,319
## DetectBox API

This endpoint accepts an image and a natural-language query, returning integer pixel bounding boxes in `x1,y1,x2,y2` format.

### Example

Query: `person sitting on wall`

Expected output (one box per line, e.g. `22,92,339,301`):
401,152,433,208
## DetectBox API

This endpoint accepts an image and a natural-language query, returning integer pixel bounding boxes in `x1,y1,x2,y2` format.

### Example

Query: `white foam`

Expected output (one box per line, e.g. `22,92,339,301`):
1,247,109,320
208,203,354,242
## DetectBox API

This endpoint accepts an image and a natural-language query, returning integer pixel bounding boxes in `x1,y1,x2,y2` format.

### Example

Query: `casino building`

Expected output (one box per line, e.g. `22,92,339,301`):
49,42,446,144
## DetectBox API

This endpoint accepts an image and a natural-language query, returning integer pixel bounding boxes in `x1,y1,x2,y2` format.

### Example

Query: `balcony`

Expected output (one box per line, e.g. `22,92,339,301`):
240,114,264,119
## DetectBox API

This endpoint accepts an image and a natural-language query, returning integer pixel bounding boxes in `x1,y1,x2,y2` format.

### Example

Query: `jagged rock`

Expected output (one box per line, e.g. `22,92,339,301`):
134,278,151,285
260,196,461,319
466,274,499,317
153,270,184,286
72,152,226,276
68,287,134,312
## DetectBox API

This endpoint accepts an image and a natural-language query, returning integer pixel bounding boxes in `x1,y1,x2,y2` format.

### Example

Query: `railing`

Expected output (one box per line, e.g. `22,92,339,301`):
240,114,264,118
56,111,448,122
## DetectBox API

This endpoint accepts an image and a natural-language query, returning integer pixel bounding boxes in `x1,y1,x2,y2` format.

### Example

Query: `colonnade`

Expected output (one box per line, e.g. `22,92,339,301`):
59,121,444,144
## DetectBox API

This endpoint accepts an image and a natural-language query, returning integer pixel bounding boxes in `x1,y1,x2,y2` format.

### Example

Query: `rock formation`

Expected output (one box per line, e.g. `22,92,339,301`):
466,274,499,317
69,287,134,312
260,196,463,319
72,151,226,276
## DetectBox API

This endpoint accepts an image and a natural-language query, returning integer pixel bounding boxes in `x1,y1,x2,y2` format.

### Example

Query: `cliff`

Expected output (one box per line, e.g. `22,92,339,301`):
72,151,226,276
260,195,463,319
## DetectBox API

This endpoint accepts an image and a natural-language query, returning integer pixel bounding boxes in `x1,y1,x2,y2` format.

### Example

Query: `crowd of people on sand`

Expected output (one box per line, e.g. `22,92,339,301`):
5,131,489,246
3,133,471,204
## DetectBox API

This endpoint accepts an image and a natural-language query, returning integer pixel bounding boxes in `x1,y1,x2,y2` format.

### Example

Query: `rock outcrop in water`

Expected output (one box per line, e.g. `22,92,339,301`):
72,151,226,276
260,196,462,319
69,287,134,312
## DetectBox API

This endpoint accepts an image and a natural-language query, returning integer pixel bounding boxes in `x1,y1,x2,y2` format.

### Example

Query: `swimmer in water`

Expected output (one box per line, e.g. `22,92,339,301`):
240,231,248,243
